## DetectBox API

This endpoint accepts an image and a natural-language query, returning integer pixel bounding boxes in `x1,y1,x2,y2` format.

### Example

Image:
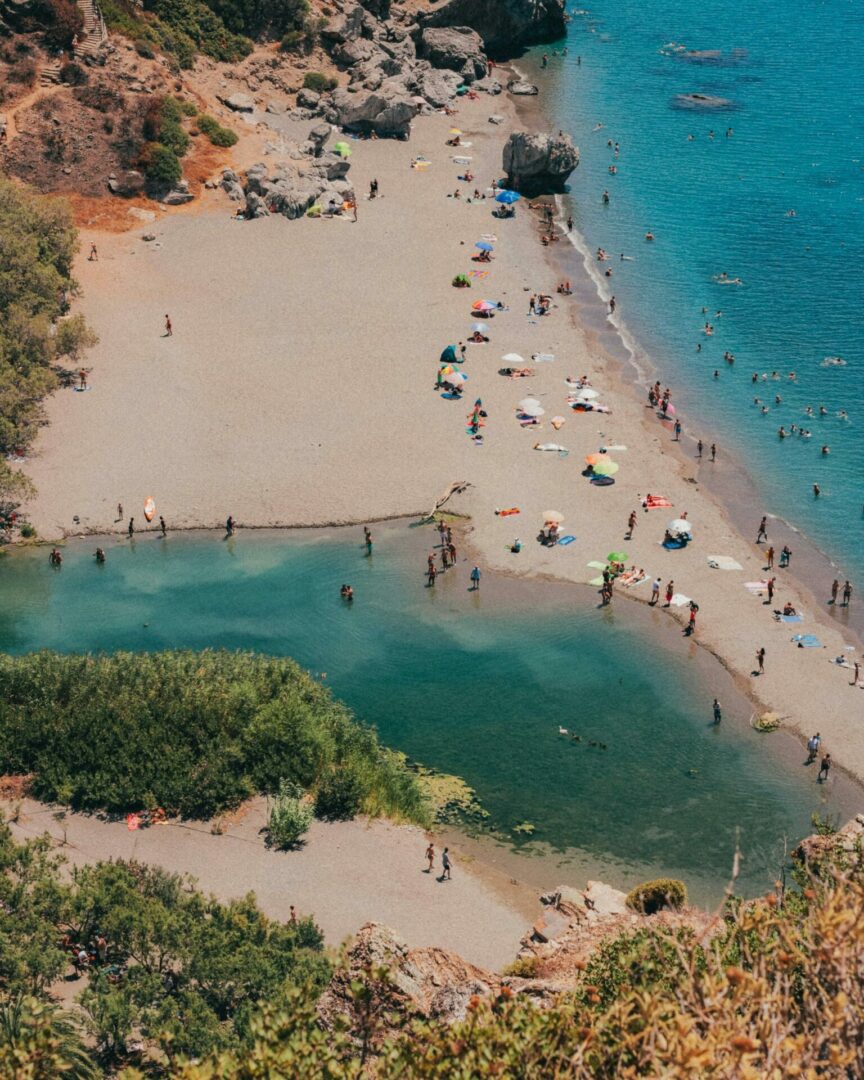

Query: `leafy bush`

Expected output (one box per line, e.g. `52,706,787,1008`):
0,650,429,822
135,38,155,58
197,113,239,147
42,0,84,49
625,877,687,915
142,142,182,186
204,0,311,37
501,955,539,978
314,768,365,822
267,779,313,848
7,58,38,85
151,0,253,63
159,117,190,158
59,61,88,85
303,71,337,93
18,523,36,538
175,96,200,117
279,29,305,51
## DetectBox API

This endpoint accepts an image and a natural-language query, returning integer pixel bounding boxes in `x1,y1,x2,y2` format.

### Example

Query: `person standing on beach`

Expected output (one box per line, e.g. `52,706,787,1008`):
711,443,717,462
425,842,435,874
818,753,831,783
117,502,123,521
696,439,703,459
609,296,616,314
127,517,135,538
756,516,768,543
806,733,821,764
674,420,682,441
626,510,637,539
440,847,452,881
566,215,573,231
650,577,661,605
756,647,765,675
766,546,774,570
852,660,860,687
664,580,674,607
687,601,699,635
712,699,722,723
766,577,775,604
842,581,853,606
830,579,839,604
470,566,481,591
365,532,373,556
427,564,437,587
226,515,235,535
89,243,98,261
780,545,792,568
159,515,167,537
164,314,172,337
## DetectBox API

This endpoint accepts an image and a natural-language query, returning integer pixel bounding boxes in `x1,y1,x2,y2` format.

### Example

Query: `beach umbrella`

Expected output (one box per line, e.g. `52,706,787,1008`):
471,322,488,333
472,300,496,312
519,403,545,417
475,240,494,251
518,397,542,411
501,352,525,363
607,550,628,563
439,364,458,376
495,190,521,204
449,371,468,386
592,459,619,477
585,453,606,466
543,511,565,524
576,388,599,401
449,127,463,135
440,345,458,363
668,518,692,535
333,141,351,158
664,403,677,416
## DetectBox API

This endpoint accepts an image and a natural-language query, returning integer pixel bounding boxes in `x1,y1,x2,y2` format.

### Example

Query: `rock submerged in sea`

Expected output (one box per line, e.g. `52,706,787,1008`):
502,130,579,196
507,79,539,96
672,92,734,110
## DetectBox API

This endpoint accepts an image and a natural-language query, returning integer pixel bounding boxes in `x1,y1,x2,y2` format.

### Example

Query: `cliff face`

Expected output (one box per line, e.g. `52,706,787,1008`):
415,0,567,56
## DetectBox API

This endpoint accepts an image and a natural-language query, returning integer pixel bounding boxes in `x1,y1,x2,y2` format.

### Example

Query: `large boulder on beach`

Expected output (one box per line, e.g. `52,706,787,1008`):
507,79,538,96
307,123,333,157
312,151,352,181
503,130,579,195
417,67,464,107
331,85,418,138
218,92,256,112
419,27,487,83
416,0,566,54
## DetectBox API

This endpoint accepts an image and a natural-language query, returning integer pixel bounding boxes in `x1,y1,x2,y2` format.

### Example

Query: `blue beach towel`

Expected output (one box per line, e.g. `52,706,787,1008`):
557,535,576,546
792,634,821,647
779,614,803,623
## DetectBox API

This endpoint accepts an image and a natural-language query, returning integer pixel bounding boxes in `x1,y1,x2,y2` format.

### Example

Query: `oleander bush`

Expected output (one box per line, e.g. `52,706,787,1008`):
0,650,429,823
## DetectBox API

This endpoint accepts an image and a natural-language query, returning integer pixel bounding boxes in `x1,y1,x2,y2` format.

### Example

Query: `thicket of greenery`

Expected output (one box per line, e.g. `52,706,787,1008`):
0,650,429,822
0,819,329,1073
0,178,97,505
197,113,239,147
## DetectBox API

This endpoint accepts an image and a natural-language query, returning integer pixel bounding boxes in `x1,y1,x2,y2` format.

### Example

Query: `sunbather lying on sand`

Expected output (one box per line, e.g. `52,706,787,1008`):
503,367,535,377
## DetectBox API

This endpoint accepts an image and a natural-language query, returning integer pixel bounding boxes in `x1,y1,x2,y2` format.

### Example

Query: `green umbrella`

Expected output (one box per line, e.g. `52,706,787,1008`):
607,551,628,563
592,459,619,477
334,141,352,158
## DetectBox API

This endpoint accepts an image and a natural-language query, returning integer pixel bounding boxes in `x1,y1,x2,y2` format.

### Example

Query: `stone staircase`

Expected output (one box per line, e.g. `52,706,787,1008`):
39,0,107,86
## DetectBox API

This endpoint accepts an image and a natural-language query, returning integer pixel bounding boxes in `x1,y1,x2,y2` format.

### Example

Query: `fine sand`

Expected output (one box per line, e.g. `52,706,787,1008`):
6,796,538,971
22,92,864,789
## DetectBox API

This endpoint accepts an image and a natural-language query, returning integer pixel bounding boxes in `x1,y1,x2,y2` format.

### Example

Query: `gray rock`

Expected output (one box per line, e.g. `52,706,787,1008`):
141,233,156,241
507,79,538,96
313,151,352,181
296,87,321,109
161,188,194,205
106,170,145,198
221,168,239,183
502,130,579,195
244,191,270,218
223,180,245,201
488,113,505,124
320,3,366,45
673,92,734,110
417,0,566,54
419,26,487,83
474,76,502,95
307,122,333,157
244,163,270,195
266,99,288,115
218,92,256,112
335,38,382,66
331,85,418,138
417,68,463,107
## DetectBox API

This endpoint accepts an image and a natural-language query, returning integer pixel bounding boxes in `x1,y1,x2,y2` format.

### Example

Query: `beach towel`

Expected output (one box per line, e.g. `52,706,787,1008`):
778,614,803,623
708,556,743,570
587,561,607,569
452,155,472,164
670,594,692,607
643,496,673,509
532,353,556,363
606,444,628,451
662,538,689,550
468,270,490,278
557,535,576,546
496,508,520,517
744,580,769,592
792,634,821,648
588,576,605,587
533,443,568,453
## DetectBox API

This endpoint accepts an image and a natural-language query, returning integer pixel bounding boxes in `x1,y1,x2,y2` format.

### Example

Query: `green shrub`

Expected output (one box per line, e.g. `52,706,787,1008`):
8,58,37,85
267,780,313,848
42,0,84,49
59,61,87,85
197,113,239,147
302,71,337,93
158,117,190,158
175,95,199,117
18,524,36,538
135,38,155,58
142,143,182,186
279,29,305,51
502,955,539,978
625,878,688,915
314,768,365,821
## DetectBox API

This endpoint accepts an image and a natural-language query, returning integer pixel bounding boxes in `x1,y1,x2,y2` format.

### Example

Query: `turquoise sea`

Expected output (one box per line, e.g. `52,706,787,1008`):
0,523,856,905
521,0,863,588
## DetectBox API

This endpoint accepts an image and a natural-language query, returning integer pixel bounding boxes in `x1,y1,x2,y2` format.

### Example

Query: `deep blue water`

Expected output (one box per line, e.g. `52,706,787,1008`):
522,0,863,582
0,524,855,903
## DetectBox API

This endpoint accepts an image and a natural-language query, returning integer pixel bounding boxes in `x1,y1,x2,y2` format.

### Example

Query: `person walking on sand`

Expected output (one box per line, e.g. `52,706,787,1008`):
470,565,481,590
756,647,765,675
766,577,775,604
756,516,768,543
567,215,573,231
117,502,123,521
780,544,792,568
650,577,661,605
425,842,435,874
842,580,853,607
806,732,821,764
609,295,616,314
712,698,722,724
164,314,172,337
78,369,88,390
766,546,774,570
711,443,716,461
439,847,452,881
127,517,134,538
664,580,674,607
817,753,831,783
852,660,860,687
159,515,167,537
687,601,699,634
674,420,682,441
627,510,637,539
830,579,839,604
89,243,98,261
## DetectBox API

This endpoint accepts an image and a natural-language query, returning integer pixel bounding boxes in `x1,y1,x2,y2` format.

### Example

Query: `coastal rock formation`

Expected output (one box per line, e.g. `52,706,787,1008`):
416,0,567,55
507,78,538,95
502,130,579,195
225,143,356,221
419,26,488,83
218,91,256,112
330,85,418,138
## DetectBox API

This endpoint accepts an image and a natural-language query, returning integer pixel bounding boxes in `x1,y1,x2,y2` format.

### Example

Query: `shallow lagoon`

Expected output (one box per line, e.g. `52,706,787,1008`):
1,521,856,904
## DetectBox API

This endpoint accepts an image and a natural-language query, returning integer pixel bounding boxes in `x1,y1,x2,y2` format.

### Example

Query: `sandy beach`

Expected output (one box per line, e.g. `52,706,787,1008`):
20,89,863,788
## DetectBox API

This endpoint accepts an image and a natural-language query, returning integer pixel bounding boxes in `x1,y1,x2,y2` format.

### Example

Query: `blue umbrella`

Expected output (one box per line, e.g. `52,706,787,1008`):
475,240,494,251
495,190,520,205
440,345,458,363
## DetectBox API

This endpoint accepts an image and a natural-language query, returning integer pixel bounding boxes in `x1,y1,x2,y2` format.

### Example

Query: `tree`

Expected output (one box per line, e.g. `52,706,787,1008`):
0,996,98,1080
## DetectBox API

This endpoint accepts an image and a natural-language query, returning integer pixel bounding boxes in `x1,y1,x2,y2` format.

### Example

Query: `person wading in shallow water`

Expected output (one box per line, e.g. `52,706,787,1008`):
712,698,722,724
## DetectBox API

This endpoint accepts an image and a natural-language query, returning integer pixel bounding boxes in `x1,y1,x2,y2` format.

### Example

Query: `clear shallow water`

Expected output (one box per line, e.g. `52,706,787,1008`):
0,524,855,904
522,0,863,583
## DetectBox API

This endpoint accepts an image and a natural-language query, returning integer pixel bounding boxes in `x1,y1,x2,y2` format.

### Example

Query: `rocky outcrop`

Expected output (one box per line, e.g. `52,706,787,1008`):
329,84,418,139
507,78,538,95
218,91,256,112
502,130,579,195
417,0,566,56
419,26,487,83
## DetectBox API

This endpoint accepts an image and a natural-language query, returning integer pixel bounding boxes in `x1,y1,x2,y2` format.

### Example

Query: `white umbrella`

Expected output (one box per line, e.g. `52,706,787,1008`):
471,323,488,333
668,518,692,535
502,353,525,364
449,371,467,386
576,388,599,401
543,510,565,524
518,397,542,411
520,403,545,417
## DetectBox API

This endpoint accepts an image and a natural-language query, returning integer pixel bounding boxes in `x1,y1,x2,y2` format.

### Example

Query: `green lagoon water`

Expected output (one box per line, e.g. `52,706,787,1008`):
0,521,855,904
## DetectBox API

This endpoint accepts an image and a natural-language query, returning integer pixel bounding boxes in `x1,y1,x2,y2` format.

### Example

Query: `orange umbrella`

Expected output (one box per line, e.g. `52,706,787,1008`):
585,453,605,466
